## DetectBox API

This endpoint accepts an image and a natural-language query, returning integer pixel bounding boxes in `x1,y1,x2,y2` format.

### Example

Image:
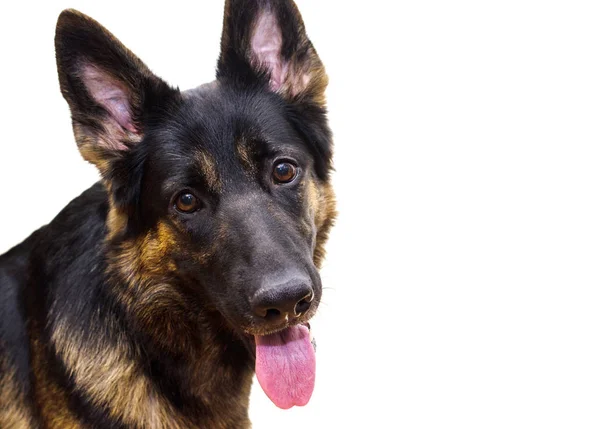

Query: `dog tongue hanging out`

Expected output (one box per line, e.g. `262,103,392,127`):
255,325,316,409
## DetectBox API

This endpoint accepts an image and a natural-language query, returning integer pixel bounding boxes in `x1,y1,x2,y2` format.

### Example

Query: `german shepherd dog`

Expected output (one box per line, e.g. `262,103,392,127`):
0,0,335,427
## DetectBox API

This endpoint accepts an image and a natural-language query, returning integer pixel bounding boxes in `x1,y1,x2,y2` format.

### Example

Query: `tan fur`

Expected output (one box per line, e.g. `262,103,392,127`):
194,149,222,192
0,358,36,429
106,198,128,241
279,47,328,107
51,319,194,429
308,179,336,268
236,137,258,177
71,98,143,178
109,220,210,353
112,221,179,283
29,336,83,429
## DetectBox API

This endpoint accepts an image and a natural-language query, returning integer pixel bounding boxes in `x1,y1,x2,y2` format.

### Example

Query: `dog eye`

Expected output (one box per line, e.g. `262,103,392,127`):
272,162,297,184
175,192,200,213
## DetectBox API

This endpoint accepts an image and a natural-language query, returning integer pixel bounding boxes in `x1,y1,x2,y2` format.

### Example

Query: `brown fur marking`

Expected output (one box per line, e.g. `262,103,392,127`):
50,319,193,429
109,221,208,353
0,357,36,429
236,137,258,177
30,334,83,429
308,179,336,268
194,149,221,192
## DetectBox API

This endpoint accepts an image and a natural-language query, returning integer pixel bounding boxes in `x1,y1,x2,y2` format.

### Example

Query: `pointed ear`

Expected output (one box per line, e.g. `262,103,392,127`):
55,9,178,174
217,0,327,106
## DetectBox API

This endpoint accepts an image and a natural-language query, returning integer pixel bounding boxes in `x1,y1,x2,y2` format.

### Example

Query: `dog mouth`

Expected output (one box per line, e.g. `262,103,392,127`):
251,322,317,409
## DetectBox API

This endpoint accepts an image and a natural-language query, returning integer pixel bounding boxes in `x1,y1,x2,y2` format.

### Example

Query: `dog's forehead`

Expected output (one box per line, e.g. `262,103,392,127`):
145,81,309,192
174,81,295,149
178,83,309,156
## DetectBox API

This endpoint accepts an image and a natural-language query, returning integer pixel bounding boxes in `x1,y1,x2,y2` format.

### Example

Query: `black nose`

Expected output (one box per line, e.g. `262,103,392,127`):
251,278,313,323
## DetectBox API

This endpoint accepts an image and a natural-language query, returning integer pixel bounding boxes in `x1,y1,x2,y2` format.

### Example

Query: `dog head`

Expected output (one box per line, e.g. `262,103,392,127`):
54,1,335,346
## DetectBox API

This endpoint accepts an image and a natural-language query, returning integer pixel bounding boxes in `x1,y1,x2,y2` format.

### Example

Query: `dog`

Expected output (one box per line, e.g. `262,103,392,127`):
0,0,335,427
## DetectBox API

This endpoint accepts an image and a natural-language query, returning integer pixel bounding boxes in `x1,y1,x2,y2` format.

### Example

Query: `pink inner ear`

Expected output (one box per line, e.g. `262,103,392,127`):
81,64,138,134
250,11,288,92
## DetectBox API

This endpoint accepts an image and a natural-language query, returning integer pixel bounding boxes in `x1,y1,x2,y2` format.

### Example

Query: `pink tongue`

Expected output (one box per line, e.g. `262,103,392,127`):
254,325,316,409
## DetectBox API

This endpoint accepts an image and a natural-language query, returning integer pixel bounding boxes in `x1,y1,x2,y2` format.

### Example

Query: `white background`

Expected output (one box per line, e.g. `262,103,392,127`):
1,1,599,428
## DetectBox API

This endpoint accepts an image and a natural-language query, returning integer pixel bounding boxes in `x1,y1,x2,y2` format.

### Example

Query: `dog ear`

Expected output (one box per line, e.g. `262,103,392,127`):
217,0,327,106
55,9,178,174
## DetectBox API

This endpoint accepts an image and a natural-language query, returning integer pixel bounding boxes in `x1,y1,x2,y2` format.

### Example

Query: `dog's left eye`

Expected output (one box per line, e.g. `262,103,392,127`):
175,192,200,213
273,162,298,184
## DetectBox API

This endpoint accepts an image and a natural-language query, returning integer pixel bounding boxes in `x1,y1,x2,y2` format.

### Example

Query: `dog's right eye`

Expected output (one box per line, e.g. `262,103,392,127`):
175,192,200,213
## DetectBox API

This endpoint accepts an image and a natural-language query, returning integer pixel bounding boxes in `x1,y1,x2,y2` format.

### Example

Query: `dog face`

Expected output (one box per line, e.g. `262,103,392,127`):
55,1,335,340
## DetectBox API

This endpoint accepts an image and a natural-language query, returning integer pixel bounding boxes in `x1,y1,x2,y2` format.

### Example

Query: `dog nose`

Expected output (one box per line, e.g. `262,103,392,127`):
252,278,313,323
